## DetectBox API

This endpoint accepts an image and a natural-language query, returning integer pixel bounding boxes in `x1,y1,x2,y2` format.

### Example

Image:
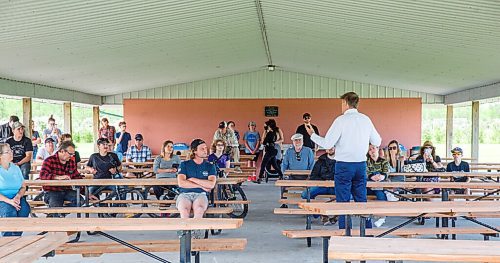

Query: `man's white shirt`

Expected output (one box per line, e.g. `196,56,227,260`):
311,109,381,162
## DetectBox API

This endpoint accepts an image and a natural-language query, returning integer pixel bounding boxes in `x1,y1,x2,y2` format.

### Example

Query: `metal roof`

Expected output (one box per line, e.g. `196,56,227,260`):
1,0,499,98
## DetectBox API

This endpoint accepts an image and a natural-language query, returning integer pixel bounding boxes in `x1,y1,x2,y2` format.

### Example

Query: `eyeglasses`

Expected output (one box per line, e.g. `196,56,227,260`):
65,151,75,156
216,144,224,147
388,146,398,151
452,152,462,156
295,152,301,161
1,150,12,155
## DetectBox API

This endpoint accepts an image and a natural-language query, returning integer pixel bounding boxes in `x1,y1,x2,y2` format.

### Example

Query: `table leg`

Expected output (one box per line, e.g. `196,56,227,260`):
345,215,351,236
322,237,329,263
306,187,312,247
359,216,366,263
179,230,192,263
441,188,449,239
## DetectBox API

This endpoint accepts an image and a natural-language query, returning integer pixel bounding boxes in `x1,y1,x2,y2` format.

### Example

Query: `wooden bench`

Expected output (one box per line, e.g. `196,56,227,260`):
56,238,247,257
0,233,68,263
31,207,233,215
274,208,500,218
328,236,500,262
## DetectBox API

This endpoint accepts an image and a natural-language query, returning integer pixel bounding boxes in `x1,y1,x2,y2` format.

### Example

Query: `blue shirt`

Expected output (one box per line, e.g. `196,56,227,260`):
243,131,260,153
115,132,132,153
178,160,216,193
0,163,24,199
281,146,315,173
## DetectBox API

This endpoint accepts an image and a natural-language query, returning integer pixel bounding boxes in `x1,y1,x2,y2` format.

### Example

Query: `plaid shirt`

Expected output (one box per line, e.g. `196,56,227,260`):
99,125,116,144
126,145,152,162
40,153,83,192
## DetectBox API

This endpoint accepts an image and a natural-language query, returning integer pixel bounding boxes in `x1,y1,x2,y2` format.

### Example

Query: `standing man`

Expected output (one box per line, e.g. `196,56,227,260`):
114,121,131,161
0,116,19,143
6,122,33,179
296,113,319,151
177,139,217,237
306,92,381,229
99,118,116,149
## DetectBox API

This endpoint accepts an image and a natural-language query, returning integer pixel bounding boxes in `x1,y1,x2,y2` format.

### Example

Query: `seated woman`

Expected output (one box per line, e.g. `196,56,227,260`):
152,140,181,200
366,144,390,227
208,139,230,171
86,138,123,198
416,140,444,195
0,143,30,236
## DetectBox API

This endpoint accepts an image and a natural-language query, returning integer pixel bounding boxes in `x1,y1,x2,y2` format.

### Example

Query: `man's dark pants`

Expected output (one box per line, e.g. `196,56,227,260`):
335,161,372,229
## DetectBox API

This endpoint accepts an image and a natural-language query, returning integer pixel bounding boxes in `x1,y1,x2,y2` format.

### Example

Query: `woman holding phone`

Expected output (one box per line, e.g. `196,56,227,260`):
152,140,181,199
416,140,444,195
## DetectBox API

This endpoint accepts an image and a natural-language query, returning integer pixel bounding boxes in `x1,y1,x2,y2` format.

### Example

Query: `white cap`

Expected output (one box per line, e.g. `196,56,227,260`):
291,133,303,140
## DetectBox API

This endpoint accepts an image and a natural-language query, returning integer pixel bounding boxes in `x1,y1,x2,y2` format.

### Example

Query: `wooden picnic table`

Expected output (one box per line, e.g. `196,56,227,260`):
390,171,500,178
0,233,68,263
283,170,311,176
328,236,500,262
26,178,244,187
0,218,243,263
275,180,500,189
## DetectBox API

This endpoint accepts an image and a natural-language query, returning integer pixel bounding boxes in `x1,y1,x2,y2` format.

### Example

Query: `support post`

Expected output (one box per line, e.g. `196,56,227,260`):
22,98,32,138
471,101,479,163
445,105,453,159
63,102,72,134
93,106,100,152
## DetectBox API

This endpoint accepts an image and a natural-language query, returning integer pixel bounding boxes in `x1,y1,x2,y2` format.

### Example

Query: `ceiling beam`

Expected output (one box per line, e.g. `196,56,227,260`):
0,77,102,105
444,82,500,104
255,0,273,66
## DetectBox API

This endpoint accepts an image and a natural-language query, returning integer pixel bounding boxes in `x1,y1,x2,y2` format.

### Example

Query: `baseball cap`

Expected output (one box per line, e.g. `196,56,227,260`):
44,137,55,144
135,134,143,140
12,121,25,130
303,113,311,119
291,133,304,140
218,121,227,129
451,147,463,154
190,139,206,150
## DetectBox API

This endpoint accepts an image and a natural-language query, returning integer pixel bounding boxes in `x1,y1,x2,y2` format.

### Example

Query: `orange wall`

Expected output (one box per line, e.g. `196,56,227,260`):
123,98,421,154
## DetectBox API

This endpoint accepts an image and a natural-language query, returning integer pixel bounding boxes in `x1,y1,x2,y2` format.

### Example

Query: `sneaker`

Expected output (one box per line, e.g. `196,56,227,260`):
320,215,329,225
374,217,386,228
386,192,399,202
280,204,288,209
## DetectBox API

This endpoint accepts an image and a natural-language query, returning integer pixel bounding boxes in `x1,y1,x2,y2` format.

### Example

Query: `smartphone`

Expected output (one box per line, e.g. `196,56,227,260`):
172,163,179,169
424,148,432,155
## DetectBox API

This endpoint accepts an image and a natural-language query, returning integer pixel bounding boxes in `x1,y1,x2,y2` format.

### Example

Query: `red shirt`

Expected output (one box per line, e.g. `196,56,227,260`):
99,126,116,144
40,153,83,192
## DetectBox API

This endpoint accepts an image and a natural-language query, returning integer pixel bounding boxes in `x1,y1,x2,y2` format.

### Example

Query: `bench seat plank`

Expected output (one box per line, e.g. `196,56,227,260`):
283,227,499,238
56,238,247,256
31,207,232,214
329,236,500,262
0,233,68,263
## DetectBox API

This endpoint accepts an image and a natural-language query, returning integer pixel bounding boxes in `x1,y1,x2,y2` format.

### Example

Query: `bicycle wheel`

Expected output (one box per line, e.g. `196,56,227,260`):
219,184,248,218
93,188,146,218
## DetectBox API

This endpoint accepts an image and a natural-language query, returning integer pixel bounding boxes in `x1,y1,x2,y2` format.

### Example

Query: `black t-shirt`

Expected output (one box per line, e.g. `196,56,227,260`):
296,124,319,149
446,161,470,181
416,154,441,172
0,123,13,143
87,152,121,179
6,136,33,163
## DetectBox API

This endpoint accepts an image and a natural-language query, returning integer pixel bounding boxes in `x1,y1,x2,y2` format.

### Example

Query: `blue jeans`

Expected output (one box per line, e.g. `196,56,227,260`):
0,197,30,236
335,161,372,229
301,187,335,199
115,151,124,162
367,188,387,201
18,162,31,180
33,148,38,161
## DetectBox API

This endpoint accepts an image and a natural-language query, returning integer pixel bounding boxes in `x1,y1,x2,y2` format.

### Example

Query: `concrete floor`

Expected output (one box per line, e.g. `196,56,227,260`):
36,181,499,263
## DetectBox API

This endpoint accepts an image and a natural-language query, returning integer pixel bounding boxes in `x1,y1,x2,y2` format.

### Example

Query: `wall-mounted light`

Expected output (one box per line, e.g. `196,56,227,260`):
267,65,275,71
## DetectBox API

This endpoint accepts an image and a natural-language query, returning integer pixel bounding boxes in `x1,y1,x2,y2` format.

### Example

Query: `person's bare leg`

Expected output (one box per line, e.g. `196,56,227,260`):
192,196,208,219
177,198,193,219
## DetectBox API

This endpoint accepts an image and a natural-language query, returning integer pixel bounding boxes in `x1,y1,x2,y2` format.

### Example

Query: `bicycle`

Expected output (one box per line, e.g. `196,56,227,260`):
145,185,180,218
216,169,248,219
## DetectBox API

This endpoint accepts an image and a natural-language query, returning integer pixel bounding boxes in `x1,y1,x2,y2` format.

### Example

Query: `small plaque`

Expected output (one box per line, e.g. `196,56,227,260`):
265,106,279,117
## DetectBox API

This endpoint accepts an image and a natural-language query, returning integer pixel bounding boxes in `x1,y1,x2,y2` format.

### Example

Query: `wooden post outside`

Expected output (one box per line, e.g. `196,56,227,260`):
63,102,72,135
22,98,32,138
471,101,479,163
445,105,453,159
93,106,100,152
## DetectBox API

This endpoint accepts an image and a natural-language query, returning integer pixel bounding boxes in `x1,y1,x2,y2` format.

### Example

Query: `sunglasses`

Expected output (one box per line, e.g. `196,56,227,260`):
303,117,311,120
424,146,433,149
388,146,398,150
452,152,462,156
295,152,301,161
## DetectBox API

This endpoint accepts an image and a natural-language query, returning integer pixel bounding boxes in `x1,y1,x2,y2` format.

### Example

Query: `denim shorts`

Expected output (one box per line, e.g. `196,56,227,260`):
176,192,208,207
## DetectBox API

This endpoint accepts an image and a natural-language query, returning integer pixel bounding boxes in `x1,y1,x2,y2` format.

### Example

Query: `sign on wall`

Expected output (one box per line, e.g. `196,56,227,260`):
264,106,279,117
